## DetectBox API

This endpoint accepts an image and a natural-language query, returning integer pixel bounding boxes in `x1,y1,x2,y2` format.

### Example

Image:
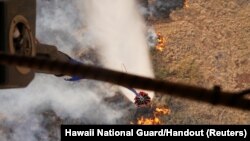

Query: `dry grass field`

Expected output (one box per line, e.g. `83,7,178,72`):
150,0,250,124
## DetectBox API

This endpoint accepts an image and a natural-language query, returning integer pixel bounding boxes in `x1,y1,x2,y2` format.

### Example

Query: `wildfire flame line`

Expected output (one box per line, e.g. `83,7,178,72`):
135,107,171,125
155,32,166,52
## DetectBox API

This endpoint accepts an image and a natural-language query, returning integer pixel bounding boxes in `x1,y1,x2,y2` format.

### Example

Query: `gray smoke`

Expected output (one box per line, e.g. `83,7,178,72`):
147,27,158,49
0,0,136,141
0,0,155,140
139,0,185,19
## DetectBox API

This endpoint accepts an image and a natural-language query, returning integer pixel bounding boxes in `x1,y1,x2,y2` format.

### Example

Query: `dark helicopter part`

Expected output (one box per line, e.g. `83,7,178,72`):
0,0,76,88
63,59,85,81
0,54,249,111
35,42,72,77
0,0,36,88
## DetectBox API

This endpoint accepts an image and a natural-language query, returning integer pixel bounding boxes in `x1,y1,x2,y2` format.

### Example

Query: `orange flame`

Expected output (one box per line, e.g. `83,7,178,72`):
135,107,170,125
155,33,166,52
184,0,189,8
137,117,161,125
155,107,170,115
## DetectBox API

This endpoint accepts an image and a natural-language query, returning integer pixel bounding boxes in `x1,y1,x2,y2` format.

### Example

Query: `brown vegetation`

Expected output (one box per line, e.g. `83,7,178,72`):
151,0,250,124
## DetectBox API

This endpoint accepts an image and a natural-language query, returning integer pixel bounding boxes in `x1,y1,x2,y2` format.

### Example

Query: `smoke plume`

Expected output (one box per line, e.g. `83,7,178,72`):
0,0,154,140
77,0,155,101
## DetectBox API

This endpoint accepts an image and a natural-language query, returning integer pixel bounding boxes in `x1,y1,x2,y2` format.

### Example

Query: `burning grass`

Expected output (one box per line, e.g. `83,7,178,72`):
155,32,167,52
131,105,171,125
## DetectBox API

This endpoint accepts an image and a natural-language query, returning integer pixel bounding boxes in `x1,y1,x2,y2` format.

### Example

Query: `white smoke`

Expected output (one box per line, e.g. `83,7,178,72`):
0,0,123,141
78,0,155,101
0,0,154,140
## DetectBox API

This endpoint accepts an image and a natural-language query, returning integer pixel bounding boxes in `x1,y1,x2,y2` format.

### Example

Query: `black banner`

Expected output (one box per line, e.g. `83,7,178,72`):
61,125,249,140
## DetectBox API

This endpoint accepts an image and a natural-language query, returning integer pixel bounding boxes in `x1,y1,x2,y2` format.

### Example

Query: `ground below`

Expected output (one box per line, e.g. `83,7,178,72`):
150,0,250,124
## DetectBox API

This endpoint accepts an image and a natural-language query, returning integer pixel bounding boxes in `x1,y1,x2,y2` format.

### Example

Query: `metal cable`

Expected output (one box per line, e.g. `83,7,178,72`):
0,53,249,110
